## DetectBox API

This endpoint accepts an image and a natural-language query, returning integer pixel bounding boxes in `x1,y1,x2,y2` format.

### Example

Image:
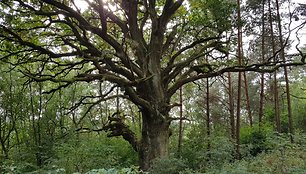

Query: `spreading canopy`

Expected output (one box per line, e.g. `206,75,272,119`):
0,0,258,105
1,0,305,170
0,0,304,138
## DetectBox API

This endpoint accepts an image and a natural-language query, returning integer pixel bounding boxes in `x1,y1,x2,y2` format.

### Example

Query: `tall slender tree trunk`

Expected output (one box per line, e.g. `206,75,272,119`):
0,110,9,159
268,0,281,132
236,0,243,159
236,66,242,159
29,83,43,167
206,78,211,151
275,0,294,142
116,86,120,113
177,87,183,157
2,69,15,160
243,73,252,126
59,89,65,136
1,143,8,160
37,83,43,166
259,0,266,126
29,84,38,166
228,72,236,139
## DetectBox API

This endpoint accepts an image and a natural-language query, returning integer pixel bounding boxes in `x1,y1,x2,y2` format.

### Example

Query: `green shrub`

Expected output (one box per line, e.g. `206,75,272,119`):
149,156,188,174
86,166,140,174
206,137,306,174
181,126,235,170
0,160,39,174
52,133,137,173
240,124,272,157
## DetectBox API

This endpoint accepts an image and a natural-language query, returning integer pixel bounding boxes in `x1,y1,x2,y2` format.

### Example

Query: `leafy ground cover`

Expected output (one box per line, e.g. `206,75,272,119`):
2,132,306,174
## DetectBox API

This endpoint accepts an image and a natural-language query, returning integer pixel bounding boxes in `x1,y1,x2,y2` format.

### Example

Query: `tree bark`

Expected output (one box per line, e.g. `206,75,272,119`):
243,72,252,126
177,87,183,157
259,0,266,125
236,0,243,159
228,72,236,140
206,78,211,151
275,0,294,142
139,108,170,171
0,139,9,159
268,0,281,132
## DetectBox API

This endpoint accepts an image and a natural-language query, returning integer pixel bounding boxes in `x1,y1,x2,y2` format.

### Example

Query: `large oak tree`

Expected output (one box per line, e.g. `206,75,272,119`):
0,0,304,170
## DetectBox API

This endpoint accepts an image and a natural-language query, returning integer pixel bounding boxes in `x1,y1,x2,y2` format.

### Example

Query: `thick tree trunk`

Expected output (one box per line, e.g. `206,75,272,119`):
103,97,171,171
135,68,170,171
139,108,170,171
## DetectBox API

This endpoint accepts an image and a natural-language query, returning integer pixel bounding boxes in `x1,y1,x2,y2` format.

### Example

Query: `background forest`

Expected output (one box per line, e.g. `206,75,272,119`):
0,0,306,173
